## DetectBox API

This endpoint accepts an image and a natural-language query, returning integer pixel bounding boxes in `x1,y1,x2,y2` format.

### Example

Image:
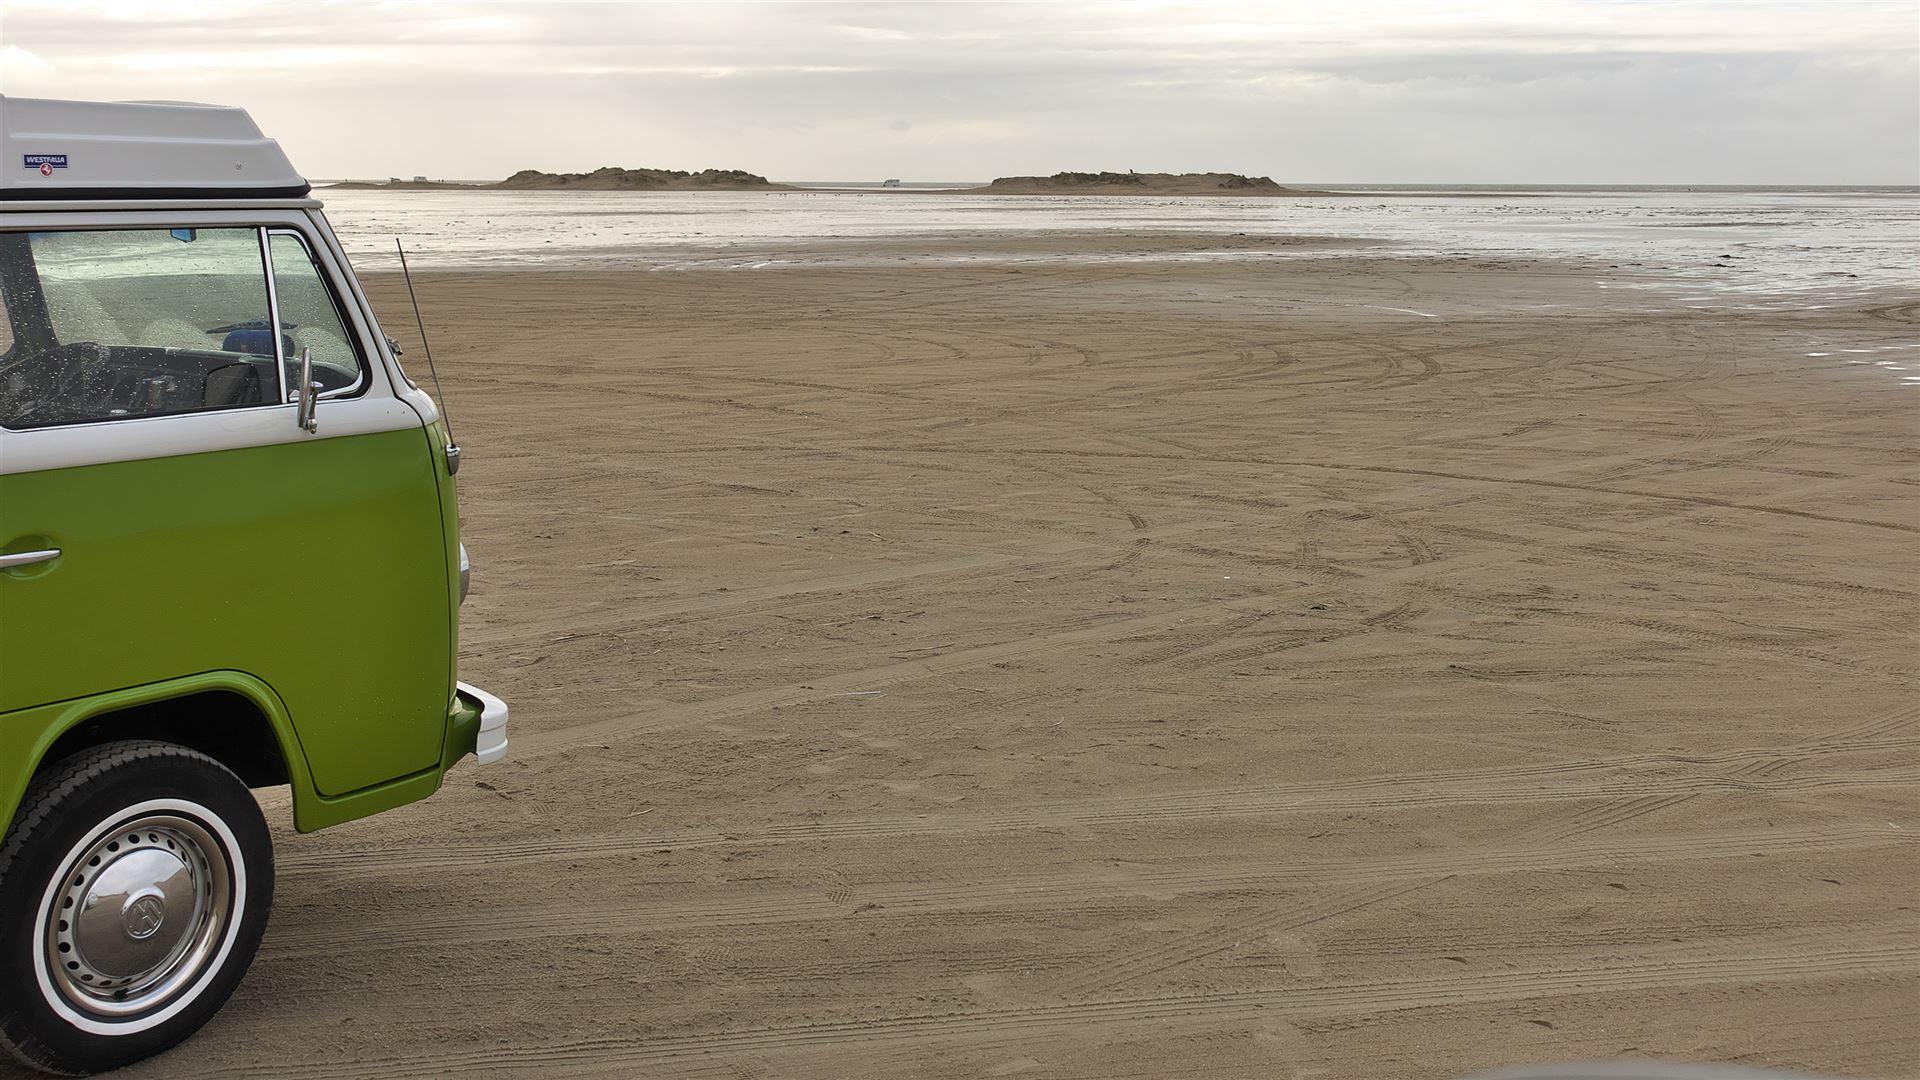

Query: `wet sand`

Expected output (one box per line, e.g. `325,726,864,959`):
121,238,1919,1078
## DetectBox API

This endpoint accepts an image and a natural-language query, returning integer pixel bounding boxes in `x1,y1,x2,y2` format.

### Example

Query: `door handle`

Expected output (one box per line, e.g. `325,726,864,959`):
0,548,60,570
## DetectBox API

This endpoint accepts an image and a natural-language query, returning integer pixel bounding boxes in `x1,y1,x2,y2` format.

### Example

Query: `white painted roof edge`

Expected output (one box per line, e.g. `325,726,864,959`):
0,198,325,214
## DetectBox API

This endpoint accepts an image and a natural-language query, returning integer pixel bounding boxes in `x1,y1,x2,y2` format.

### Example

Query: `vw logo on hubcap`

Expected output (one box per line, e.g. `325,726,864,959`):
123,894,167,941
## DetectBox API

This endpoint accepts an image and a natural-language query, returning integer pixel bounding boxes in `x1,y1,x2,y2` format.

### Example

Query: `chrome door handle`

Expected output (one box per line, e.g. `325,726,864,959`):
0,548,60,570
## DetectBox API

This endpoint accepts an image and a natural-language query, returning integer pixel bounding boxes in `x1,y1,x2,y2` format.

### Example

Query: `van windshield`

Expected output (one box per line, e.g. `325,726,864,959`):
0,227,357,430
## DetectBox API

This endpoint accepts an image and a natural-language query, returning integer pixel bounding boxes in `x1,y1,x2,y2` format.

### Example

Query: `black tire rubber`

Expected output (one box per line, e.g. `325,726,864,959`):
0,740,273,1076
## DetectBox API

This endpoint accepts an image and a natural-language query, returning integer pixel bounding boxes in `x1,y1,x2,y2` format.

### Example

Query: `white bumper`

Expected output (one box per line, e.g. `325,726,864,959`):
457,680,509,765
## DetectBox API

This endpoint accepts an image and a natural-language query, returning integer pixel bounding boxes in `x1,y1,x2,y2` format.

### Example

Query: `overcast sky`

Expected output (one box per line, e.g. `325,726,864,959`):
2,1,1915,184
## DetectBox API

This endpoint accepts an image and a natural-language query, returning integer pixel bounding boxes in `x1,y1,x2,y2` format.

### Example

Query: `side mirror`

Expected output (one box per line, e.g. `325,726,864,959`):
294,346,320,434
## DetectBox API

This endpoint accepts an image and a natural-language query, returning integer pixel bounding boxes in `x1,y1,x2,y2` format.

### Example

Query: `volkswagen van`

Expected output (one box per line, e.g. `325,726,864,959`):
0,96,507,1074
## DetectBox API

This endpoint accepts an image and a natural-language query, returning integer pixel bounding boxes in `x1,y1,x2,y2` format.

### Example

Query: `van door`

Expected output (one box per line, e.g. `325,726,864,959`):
0,221,451,797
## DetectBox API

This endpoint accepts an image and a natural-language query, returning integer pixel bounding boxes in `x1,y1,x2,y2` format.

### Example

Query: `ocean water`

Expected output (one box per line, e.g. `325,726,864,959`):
319,186,1920,307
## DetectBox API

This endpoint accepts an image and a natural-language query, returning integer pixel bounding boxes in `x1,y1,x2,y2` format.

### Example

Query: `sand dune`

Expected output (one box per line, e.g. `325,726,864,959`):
325,169,1331,196
963,170,1332,195
328,166,788,191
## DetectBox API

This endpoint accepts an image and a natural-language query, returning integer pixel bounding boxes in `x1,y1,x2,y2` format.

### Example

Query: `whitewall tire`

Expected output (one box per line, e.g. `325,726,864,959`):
0,741,272,1075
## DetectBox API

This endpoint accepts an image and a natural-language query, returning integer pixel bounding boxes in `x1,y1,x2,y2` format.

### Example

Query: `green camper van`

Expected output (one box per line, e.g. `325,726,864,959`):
0,96,507,1074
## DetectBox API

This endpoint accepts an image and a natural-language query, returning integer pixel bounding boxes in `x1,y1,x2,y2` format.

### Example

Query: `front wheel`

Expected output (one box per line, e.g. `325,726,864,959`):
0,741,273,1075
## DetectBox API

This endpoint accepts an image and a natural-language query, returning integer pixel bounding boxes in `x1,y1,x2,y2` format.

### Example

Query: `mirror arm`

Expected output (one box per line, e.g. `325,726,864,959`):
294,346,319,434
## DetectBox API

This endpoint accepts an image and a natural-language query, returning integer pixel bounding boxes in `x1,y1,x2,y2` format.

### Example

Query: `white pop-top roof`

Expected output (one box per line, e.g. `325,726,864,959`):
0,95,307,201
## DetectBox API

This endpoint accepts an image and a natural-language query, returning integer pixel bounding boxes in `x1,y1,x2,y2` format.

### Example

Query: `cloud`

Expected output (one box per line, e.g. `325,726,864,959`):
0,0,1912,182
0,43,55,79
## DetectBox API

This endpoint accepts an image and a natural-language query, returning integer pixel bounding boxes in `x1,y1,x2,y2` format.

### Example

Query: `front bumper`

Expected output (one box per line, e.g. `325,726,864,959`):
455,681,509,764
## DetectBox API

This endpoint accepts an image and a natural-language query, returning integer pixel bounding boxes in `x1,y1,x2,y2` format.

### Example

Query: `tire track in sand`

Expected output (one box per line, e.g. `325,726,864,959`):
1040,703,1920,998
280,703,1920,880
269,824,1907,956
509,587,1288,758
280,741,1917,880
203,940,1917,1079
470,516,1234,650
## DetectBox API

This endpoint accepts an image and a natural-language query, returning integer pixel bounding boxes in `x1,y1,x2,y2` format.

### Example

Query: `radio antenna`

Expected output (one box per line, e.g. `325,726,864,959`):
394,238,457,454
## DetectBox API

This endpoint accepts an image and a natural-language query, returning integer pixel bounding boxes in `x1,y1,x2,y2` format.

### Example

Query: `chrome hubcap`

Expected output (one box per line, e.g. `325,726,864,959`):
44,815,232,1017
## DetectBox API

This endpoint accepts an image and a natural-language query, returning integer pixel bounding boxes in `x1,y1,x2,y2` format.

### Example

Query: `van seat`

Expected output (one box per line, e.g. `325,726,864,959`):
222,328,296,358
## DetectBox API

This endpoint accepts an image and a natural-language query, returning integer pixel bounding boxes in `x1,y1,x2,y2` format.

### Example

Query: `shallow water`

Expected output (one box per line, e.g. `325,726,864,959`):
321,186,1920,303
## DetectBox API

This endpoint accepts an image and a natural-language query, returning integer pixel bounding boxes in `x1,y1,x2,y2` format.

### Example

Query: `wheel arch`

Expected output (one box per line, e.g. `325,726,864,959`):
1,672,317,838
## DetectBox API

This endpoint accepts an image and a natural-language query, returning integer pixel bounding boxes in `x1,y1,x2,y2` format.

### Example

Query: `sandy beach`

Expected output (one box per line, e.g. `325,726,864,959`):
117,235,1917,1079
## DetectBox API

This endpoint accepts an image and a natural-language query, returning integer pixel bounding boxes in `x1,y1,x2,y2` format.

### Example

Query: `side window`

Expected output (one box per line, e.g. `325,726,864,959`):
268,231,364,396
0,269,12,356
0,228,278,429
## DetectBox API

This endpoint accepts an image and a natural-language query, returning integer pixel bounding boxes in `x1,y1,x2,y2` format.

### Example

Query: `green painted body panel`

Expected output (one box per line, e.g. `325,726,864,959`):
0,425,456,813
0,673,311,837
0,670,481,834
427,419,462,667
